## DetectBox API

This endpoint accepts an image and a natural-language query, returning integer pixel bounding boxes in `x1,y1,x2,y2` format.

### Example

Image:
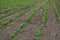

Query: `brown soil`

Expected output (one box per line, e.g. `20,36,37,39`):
0,1,60,40
0,5,42,40
39,3,60,40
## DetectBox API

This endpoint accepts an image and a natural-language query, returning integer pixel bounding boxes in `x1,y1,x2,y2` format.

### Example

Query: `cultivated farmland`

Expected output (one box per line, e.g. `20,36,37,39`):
0,0,60,40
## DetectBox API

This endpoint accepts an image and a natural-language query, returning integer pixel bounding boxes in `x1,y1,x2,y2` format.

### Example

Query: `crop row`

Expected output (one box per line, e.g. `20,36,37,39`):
0,5,33,20
0,4,33,14
53,2,60,22
0,7,15,14
0,0,40,14
0,0,48,28
0,9,17,19
0,1,42,28
34,0,52,40
8,0,50,40
57,0,60,5
8,3,43,40
0,4,32,14
0,0,40,12
0,3,33,14
0,5,34,28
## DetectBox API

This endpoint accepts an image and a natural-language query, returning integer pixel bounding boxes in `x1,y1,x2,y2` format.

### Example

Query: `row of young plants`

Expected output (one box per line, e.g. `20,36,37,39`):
0,5,33,28
57,0,60,5
53,2,60,22
0,0,41,15
0,0,40,13
0,3,33,14
8,0,50,39
0,7,15,14
0,5,33,20
0,2,15,12
0,0,46,28
34,0,52,40
0,4,34,14
8,3,42,40
0,9,17,19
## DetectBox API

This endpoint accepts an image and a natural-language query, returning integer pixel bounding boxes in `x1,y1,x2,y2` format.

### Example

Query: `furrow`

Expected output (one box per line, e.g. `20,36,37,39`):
13,5,45,40
0,6,36,40
0,6,33,28
53,2,60,22
39,3,60,40
8,4,43,40
34,0,52,40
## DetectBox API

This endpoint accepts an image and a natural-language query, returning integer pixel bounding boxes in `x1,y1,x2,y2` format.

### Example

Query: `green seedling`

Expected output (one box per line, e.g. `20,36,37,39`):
8,4,42,40
35,0,52,40
0,6,32,28
53,2,60,22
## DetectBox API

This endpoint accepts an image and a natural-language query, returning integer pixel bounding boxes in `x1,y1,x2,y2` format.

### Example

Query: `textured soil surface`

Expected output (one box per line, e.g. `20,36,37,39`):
0,0,60,40
39,4,60,40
